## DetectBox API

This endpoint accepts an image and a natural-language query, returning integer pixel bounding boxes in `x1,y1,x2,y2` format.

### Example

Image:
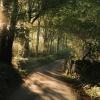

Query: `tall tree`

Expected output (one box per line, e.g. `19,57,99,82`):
36,18,40,56
0,0,18,64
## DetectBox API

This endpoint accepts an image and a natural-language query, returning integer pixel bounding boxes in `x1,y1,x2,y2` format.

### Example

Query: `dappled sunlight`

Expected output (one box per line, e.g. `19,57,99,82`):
9,69,78,100
23,72,78,100
44,71,61,76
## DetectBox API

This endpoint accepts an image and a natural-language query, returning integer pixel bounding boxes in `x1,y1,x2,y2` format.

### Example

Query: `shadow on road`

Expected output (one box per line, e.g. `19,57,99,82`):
8,60,79,100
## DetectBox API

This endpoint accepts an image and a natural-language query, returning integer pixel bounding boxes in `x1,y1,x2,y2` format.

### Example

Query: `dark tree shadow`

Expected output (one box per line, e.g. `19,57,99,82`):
8,85,68,100
0,63,23,100
7,86,42,100
75,60,100,86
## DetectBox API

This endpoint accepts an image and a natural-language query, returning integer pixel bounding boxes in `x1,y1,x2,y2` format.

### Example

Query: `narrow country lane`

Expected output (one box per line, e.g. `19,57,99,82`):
8,60,81,100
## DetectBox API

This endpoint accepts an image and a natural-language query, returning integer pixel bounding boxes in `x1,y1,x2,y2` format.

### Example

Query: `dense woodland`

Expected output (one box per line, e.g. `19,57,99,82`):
0,0,100,100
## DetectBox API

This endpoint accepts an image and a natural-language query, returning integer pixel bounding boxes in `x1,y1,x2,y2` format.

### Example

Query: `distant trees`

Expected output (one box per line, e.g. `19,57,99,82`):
0,0,100,63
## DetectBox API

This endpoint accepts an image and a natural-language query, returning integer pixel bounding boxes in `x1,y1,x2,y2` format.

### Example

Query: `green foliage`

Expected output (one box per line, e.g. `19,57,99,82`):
37,55,55,64
12,0,100,59
54,50,71,59
37,50,71,64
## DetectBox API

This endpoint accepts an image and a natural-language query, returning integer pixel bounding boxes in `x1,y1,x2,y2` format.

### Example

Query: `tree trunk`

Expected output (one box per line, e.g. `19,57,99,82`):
28,0,32,22
0,29,9,63
23,36,30,57
0,0,18,64
43,17,48,55
36,18,40,56
57,33,60,53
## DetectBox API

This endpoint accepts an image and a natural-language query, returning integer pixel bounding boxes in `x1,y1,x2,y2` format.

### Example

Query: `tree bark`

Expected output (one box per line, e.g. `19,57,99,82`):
57,33,60,53
36,18,40,56
0,0,18,64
